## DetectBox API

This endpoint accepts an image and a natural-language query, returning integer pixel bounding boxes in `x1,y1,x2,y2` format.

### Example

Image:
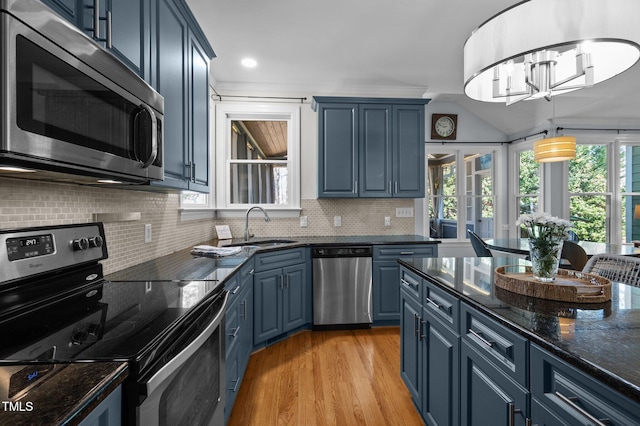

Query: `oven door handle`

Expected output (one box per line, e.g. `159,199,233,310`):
144,291,229,396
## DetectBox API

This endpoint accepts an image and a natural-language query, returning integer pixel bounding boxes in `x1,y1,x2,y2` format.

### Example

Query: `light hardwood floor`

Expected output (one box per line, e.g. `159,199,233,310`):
227,327,424,426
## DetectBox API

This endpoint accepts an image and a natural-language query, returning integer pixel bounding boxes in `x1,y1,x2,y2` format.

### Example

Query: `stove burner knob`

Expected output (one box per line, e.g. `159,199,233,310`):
88,236,104,248
72,238,89,251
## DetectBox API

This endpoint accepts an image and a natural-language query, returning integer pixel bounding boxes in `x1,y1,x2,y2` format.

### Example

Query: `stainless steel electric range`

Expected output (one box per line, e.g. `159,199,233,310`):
0,223,228,425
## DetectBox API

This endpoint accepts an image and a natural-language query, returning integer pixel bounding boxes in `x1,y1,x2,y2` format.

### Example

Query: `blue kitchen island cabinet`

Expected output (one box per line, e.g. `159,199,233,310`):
253,248,311,346
400,266,459,426
399,257,640,426
312,97,429,198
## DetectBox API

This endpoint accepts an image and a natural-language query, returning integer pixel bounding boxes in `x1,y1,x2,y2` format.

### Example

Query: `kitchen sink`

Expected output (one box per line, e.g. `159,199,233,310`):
227,239,297,247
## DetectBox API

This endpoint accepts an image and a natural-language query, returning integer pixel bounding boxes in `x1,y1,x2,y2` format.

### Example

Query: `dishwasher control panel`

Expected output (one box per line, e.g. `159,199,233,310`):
312,246,372,258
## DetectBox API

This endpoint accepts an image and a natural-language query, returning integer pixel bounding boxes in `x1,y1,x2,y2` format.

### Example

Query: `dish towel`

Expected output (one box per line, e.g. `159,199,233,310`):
191,245,242,257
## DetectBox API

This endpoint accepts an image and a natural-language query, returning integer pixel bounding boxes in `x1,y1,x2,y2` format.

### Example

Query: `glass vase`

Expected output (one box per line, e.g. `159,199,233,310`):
528,238,564,282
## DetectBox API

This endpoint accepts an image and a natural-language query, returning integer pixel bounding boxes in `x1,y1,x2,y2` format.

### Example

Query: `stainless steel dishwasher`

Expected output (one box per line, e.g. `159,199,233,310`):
312,245,373,328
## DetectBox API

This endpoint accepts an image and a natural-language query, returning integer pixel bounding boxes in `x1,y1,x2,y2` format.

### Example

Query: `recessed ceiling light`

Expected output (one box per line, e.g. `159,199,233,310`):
241,58,257,68
97,179,122,184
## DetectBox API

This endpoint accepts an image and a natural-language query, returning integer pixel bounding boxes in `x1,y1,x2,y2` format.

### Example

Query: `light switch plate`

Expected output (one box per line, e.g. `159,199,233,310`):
396,207,414,218
334,216,342,227
300,216,308,227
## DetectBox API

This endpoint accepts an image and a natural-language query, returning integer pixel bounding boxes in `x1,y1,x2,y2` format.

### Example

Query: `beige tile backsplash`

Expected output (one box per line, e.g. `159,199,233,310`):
1,177,416,275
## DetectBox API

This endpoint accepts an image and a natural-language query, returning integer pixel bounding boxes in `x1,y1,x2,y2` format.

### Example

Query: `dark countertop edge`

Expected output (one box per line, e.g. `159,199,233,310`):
106,235,440,282
0,362,129,426
397,259,640,404
61,362,129,426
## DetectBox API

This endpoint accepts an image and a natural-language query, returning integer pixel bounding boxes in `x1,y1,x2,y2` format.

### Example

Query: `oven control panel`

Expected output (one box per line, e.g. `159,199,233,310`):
0,223,108,284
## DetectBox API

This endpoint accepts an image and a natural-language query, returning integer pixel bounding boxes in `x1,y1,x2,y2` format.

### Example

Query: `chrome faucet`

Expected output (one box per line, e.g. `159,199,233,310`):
244,206,271,241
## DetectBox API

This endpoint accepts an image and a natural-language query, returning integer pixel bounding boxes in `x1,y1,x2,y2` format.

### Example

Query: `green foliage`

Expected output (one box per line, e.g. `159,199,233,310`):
568,145,607,242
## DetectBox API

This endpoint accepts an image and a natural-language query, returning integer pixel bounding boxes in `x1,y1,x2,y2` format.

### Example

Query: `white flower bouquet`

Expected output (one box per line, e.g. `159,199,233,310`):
516,212,572,241
516,213,573,281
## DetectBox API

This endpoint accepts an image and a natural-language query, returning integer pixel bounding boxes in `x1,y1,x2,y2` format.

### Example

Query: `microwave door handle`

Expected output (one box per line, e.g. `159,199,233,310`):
134,104,158,168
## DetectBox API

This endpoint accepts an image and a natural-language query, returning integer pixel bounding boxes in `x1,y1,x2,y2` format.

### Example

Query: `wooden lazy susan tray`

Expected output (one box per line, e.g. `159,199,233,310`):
494,265,611,303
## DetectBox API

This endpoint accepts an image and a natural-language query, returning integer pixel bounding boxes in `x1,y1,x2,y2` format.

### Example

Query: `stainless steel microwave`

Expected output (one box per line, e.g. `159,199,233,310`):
0,0,163,184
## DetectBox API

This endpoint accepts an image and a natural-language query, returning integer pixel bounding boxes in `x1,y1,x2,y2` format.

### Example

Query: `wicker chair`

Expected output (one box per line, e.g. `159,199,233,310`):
582,254,640,286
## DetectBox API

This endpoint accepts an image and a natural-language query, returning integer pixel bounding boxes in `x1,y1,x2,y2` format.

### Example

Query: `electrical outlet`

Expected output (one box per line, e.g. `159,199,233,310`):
144,224,152,243
334,216,342,227
384,216,391,226
300,215,308,227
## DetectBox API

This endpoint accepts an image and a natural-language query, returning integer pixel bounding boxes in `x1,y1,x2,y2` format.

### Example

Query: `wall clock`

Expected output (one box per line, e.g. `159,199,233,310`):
431,114,458,140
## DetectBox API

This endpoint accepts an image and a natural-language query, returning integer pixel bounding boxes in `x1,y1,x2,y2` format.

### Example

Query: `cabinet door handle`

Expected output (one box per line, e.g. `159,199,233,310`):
555,392,609,426
413,313,419,337
394,181,398,193
241,300,247,319
419,319,426,342
229,326,240,338
508,402,526,426
401,278,419,292
249,269,254,275
93,0,100,39
232,285,240,295
229,378,240,393
425,297,440,309
191,163,196,182
468,328,494,348
106,11,112,49
400,251,415,255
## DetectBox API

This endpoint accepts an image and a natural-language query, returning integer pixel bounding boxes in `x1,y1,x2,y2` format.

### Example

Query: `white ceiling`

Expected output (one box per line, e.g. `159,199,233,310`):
186,0,640,137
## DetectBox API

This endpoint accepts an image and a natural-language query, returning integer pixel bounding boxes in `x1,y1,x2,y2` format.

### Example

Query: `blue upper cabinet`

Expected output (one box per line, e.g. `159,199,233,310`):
360,104,392,197
151,0,215,192
393,105,426,198
315,103,359,197
43,0,149,78
313,97,429,198
41,0,215,193
41,0,79,23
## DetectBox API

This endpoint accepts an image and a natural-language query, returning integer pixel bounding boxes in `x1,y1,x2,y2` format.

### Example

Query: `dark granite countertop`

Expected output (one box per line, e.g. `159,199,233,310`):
106,235,439,282
0,362,128,425
399,256,640,403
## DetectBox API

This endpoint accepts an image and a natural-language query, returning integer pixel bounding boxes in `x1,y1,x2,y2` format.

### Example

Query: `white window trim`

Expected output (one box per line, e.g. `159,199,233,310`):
423,144,505,242
214,102,301,218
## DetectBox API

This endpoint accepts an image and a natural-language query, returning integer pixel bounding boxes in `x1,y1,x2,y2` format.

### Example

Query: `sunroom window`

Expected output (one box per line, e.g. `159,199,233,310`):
215,103,300,216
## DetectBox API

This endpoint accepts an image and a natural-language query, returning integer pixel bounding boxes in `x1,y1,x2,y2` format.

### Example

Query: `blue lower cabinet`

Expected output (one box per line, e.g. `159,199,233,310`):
460,340,530,426
78,385,122,426
373,245,438,324
400,288,422,404
422,310,459,426
530,343,640,425
373,261,401,322
254,261,309,345
224,260,254,422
